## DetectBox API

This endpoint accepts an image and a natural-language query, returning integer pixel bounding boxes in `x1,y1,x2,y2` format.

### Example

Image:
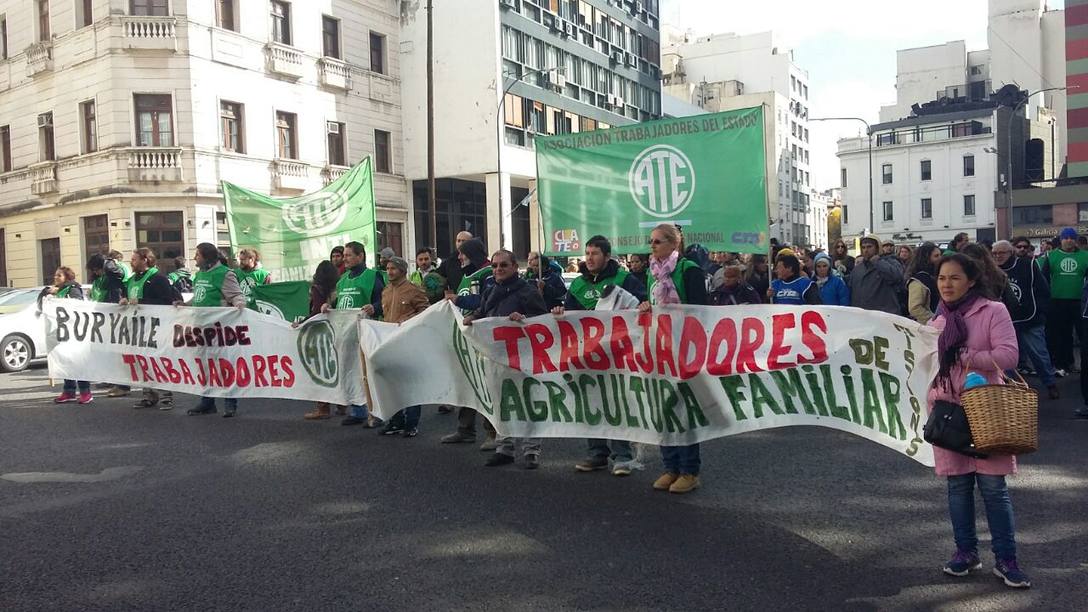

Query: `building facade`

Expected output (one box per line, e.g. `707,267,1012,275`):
661,29,812,246
0,0,407,288
400,0,662,259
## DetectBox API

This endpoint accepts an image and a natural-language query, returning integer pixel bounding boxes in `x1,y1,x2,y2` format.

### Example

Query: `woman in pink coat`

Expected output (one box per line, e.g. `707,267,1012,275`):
928,253,1030,588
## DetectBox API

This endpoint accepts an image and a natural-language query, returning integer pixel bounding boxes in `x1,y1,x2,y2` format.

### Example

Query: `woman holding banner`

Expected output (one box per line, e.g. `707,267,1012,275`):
49,267,94,405
641,223,708,495
928,253,1030,589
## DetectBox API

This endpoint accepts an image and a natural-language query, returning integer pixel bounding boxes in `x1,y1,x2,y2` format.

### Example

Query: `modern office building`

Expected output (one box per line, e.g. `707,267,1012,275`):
400,0,662,258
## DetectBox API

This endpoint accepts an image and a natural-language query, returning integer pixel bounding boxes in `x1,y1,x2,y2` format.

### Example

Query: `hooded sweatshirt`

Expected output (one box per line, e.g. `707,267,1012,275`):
811,253,850,306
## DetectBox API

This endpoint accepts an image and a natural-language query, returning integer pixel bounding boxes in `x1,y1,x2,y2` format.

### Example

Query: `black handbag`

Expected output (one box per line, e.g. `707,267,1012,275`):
924,400,988,459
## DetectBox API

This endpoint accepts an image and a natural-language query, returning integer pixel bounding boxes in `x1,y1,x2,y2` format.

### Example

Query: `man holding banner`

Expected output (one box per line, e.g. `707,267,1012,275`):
322,241,383,427
122,248,181,410
182,243,248,418
554,235,648,476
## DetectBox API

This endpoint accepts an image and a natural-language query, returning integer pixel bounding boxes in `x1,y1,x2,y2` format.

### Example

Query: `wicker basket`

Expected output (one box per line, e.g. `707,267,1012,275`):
960,370,1038,455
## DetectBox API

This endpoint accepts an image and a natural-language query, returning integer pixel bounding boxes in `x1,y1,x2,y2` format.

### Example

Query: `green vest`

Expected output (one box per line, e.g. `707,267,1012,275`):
117,261,134,283
1046,249,1088,300
90,276,108,302
127,267,159,301
56,285,73,299
647,258,699,305
569,269,629,310
234,267,271,306
335,268,378,310
456,266,493,314
192,264,230,308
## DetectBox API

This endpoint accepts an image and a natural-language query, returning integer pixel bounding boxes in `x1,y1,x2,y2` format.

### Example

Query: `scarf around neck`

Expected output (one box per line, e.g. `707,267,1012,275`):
935,288,984,381
650,251,681,305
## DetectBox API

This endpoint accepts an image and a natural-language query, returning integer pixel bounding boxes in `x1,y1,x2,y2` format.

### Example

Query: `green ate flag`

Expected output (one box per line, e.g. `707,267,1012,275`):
251,281,312,324
535,107,769,256
222,158,376,282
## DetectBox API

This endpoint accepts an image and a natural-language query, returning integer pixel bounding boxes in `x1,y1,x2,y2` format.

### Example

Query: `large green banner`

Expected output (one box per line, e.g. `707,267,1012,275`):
535,107,768,256
223,158,376,282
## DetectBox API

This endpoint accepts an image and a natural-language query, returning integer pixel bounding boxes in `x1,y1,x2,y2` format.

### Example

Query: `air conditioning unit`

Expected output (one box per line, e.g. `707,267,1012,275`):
559,21,571,38
545,11,559,29
326,121,340,134
565,22,576,37
37,114,53,128
625,53,637,67
499,0,516,10
635,1,644,14
610,51,623,65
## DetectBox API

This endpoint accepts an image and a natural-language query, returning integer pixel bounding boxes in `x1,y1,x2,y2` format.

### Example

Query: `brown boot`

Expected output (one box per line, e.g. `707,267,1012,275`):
304,403,331,420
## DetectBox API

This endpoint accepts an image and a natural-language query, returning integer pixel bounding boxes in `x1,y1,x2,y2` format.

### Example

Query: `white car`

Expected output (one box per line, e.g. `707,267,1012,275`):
0,288,50,373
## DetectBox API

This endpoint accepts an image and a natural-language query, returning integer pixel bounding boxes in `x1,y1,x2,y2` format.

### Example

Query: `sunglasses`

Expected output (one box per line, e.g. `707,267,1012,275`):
650,238,669,245
1015,244,1030,249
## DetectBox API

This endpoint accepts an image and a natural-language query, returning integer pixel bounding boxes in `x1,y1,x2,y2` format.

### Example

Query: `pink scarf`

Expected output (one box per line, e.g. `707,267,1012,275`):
650,251,681,305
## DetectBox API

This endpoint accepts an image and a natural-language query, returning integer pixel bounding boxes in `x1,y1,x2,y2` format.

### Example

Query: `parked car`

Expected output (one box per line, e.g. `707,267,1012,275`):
0,288,50,372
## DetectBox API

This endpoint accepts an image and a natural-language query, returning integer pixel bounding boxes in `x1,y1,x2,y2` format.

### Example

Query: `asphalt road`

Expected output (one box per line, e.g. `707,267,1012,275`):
1,364,1086,611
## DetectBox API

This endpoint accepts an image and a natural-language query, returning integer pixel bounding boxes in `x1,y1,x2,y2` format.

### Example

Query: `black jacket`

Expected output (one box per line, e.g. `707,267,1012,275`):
437,253,463,293
139,273,182,306
710,282,762,306
679,264,710,306
101,259,127,303
564,259,649,311
1000,255,1050,326
472,277,547,320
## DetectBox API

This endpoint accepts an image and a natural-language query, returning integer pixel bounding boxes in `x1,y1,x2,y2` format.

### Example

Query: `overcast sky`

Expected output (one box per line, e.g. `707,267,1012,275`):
660,0,1066,192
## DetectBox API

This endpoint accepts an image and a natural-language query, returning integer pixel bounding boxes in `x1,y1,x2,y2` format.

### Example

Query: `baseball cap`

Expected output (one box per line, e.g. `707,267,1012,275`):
1059,227,1078,240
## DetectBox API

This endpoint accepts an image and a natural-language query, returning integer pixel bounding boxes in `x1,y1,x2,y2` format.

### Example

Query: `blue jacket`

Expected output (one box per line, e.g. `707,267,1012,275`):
814,274,850,306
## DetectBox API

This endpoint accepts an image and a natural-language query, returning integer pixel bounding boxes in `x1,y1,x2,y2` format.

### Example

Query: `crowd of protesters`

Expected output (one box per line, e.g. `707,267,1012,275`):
44,223,1088,590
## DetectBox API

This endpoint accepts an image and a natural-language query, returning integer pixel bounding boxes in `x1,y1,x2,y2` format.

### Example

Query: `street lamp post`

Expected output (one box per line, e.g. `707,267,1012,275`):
1005,87,1068,238
811,117,874,237
495,65,564,250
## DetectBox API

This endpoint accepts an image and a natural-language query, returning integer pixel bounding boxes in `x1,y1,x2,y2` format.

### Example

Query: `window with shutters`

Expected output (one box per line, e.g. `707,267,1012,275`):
80,100,97,154
322,15,341,59
276,111,297,159
374,129,391,173
369,31,385,73
130,0,169,16
220,101,244,153
271,1,291,45
216,0,236,31
327,122,346,166
134,95,173,147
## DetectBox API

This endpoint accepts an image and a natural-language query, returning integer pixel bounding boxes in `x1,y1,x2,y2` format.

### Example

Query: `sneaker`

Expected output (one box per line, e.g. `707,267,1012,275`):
993,558,1031,588
1018,367,1036,377
1054,368,1067,378
668,474,701,494
381,423,405,436
652,472,679,491
159,402,173,411
1074,406,1088,419
402,428,419,438
340,416,367,426
942,549,982,577
1070,365,1081,374
54,392,78,404
574,457,609,472
484,453,515,467
222,408,236,418
479,437,499,452
522,454,540,470
133,398,158,409
440,431,476,444
612,464,632,477
77,392,94,405
187,405,216,416
106,386,130,398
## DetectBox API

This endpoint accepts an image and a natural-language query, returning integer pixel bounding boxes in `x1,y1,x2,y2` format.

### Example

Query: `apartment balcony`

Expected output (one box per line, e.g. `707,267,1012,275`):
120,16,178,52
266,43,305,80
127,147,183,182
25,42,53,77
319,57,351,91
272,159,309,191
322,165,348,186
29,161,57,195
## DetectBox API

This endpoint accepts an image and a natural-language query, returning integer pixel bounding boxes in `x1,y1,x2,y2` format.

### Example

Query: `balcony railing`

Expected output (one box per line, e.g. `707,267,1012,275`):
127,147,183,182
319,57,351,91
272,159,309,190
266,43,305,79
322,165,348,185
29,161,57,195
25,41,53,77
121,16,178,51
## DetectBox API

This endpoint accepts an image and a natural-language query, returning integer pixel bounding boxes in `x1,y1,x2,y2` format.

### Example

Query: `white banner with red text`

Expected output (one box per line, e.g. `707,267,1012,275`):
44,300,367,406
358,301,940,466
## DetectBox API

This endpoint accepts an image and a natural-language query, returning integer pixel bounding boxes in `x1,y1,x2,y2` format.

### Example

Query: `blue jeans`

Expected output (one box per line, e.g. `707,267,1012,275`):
63,380,90,393
661,444,701,475
1016,324,1056,387
947,473,1018,560
389,405,421,429
587,438,633,462
349,404,369,419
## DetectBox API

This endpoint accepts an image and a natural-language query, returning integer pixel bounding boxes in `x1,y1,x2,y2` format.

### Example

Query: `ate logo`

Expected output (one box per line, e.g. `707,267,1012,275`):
193,285,207,303
297,320,339,387
255,300,285,320
1060,258,1079,273
239,278,256,297
282,193,349,237
629,144,696,218
583,288,602,302
336,295,355,309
